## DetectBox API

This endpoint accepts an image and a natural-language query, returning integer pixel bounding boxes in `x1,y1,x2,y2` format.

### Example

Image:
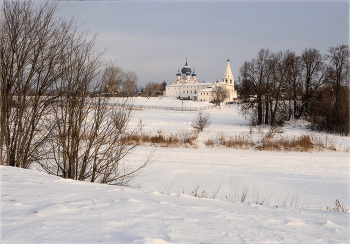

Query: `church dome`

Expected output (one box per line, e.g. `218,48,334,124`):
176,68,181,76
181,59,191,74
181,66,191,74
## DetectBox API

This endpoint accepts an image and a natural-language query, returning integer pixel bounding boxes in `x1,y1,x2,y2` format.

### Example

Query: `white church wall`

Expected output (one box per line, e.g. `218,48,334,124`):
164,58,237,102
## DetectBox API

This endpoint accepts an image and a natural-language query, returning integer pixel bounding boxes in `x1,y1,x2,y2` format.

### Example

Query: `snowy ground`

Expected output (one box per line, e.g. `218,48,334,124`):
110,97,212,108
2,97,350,243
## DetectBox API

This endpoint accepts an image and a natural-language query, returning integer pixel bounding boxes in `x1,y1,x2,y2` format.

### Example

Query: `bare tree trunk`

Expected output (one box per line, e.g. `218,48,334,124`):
264,94,269,124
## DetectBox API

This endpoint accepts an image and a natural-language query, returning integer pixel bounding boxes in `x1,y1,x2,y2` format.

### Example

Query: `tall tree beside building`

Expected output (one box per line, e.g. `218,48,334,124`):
211,85,228,106
102,63,124,97
144,82,164,98
122,71,138,98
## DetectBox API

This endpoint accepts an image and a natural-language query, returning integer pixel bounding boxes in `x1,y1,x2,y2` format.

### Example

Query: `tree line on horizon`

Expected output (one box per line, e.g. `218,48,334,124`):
237,46,349,136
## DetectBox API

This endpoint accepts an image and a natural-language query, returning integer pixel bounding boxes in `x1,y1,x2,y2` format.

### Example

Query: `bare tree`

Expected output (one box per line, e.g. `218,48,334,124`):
102,62,124,97
239,46,348,135
309,45,349,135
122,71,138,98
324,45,349,117
0,0,153,185
211,85,229,106
267,50,294,126
284,51,302,119
298,48,326,118
191,112,211,133
0,0,69,167
144,82,164,99
40,30,151,185
239,49,272,125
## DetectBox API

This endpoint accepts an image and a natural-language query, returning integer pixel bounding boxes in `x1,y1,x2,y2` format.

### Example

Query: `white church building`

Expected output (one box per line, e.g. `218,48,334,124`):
164,58,237,103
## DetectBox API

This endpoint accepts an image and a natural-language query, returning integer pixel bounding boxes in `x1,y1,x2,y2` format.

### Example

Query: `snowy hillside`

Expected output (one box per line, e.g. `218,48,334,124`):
2,97,350,243
2,165,349,243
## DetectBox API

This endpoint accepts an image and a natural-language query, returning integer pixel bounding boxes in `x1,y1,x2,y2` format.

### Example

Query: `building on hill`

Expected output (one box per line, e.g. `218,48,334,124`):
164,58,237,103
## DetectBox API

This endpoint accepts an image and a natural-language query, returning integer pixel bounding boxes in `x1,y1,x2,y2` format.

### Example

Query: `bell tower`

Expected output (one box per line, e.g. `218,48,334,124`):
222,58,234,86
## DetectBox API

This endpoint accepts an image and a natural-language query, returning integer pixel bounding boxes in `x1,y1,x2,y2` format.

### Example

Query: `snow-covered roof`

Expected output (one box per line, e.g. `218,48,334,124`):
199,87,213,92
168,82,210,87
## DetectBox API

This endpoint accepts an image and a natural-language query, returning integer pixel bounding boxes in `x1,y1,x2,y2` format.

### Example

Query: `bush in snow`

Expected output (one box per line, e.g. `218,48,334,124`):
191,112,211,133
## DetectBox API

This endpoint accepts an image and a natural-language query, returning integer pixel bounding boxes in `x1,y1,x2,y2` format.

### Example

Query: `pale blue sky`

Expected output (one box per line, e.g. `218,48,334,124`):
56,1,349,86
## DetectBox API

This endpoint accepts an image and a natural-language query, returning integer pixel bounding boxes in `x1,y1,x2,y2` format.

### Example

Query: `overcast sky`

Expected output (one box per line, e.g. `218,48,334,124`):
56,0,349,87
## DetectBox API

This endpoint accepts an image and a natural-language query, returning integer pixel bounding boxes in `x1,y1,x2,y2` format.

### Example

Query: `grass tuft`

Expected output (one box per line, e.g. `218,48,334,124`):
206,132,338,152
325,199,349,212
121,130,198,148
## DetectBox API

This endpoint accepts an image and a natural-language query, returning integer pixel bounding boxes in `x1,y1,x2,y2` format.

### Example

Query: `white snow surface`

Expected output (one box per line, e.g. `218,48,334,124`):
2,97,350,243
109,97,212,108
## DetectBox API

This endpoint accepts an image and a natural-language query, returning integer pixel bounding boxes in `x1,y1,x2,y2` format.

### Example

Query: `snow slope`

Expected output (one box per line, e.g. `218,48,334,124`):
2,166,349,243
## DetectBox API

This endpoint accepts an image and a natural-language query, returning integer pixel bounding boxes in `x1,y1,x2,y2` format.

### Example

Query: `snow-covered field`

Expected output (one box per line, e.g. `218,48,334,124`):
111,97,213,108
2,97,350,243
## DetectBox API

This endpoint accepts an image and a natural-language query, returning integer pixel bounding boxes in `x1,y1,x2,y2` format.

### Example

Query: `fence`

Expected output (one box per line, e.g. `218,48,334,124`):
107,103,216,111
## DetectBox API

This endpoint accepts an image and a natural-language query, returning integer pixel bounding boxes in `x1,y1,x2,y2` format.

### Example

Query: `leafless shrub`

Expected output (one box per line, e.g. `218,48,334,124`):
191,112,211,133
208,132,337,152
204,138,215,147
121,130,198,148
258,135,312,151
258,134,336,152
190,184,223,199
191,186,208,198
251,186,274,205
325,199,349,212
217,133,254,149
240,184,249,202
